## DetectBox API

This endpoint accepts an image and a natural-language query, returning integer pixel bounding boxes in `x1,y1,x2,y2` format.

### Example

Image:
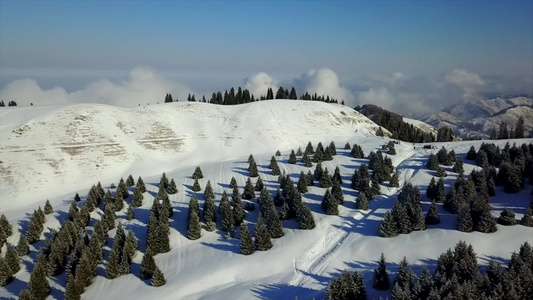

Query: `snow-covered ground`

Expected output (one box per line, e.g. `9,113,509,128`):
402,117,438,137
1,101,532,299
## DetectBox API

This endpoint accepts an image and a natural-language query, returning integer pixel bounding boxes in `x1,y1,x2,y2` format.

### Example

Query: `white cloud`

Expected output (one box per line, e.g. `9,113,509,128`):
244,72,278,98
0,79,69,105
293,68,355,104
445,68,484,86
358,88,395,110
0,66,194,107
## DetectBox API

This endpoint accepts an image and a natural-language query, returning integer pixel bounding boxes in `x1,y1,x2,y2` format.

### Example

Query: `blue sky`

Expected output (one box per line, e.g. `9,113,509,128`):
0,0,532,111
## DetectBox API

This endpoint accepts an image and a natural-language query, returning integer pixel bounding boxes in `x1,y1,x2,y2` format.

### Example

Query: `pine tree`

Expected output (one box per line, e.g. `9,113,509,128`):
5,245,20,275
255,177,264,192
425,200,440,225
314,161,323,182
0,257,12,286
297,172,308,193
28,255,50,300
151,266,166,287
306,170,314,186
254,218,272,251
220,195,234,233
435,178,446,203
344,142,351,150
456,205,473,232
426,154,439,171
271,161,281,175
275,150,281,156
159,172,168,189
192,166,204,179
475,208,497,233
273,187,284,207
44,200,53,214
378,211,398,237
26,210,43,244
333,166,342,184
119,249,130,275
106,243,120,279
296,203,316,230
64,274,80,300
268,206,284,238
229,177,238,189
453,157,464,174
498,208,516,226
232,187,245,225
355,193,369,210
74,193,81,202
140,250,156,279
521,207,533,227
321,189,338,215
373,253,390,290
368,180,381,199
427,177,437,200
126,204,135,220
435,167,447,178
289,150,297,164
203,195,216,231
239,223,255,255
243,178,255,200
320,168,332,188
331,179,344,204
303,152,313,167
136,176,146,193
466,146,477,160
187,196,202,240
126,174,135,187
17,235,29,256
192,179,201,192
167,178,178,194
249,160,259,177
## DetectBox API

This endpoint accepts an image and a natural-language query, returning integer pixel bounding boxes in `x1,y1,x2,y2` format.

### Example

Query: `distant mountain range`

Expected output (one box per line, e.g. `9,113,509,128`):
419,96,532,139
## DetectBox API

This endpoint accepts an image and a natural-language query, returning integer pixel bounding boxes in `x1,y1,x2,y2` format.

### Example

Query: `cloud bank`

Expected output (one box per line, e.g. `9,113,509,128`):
1,66,530,115
0,66,194,107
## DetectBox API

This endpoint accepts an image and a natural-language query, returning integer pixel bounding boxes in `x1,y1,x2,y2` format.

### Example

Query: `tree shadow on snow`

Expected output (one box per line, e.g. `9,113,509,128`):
251,283,322,300
200,236,240,254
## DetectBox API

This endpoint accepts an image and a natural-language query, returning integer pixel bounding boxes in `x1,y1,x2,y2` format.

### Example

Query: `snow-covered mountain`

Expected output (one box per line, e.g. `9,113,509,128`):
421,96,533,138
0,100,381,211
1,100,532,300
402,117,438,137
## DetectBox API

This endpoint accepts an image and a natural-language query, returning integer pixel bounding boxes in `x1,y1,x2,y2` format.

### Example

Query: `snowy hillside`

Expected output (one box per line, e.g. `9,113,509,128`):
421,96,533,138
1,101,532,300
402,117,438,137
0,100,379,211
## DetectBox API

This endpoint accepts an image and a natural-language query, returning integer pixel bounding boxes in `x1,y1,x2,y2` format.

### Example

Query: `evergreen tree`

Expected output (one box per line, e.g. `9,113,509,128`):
435,167,447,178
426,154,439,171
355,193,369,210
28,255,50,300
498,208,516,226
378,211,398,237
456,205,474,232
333,166,342,184
220,195,234,233
126,205,135,220
136,176,146,193
140,250,156,280
17,235,29,256
320,167,332,188
275,150,281,156
427,177,437,200
239,223,255,255
126,174,135,187
268,206,284,238
520,207,533,227
331,179,344,204
44,200,53,214
254,218,272,251
344,142,351,150
305,141,314,155
296,203,316,230
368,180,381,199
26,210,44,244
167,178,178,194
255,177,264,192
187,196,202,240
64,274,80,300
249,160,259,177
5,245,20,275
151,266,166,287
229,177,238,189
306,170,314,186
271,161,281,175
0,257,12,286
314,161,323,182
192,166,204,179
74,193,81,202
302,152,313,167
321,189,338,215
288,150,297,164
203,195,216,231
373,253,390,290
273,187,284,207
132,187,143,207
425,200,441,225
192,179,201,192
243,178,255,200
435,178,446,203
326,270,367,300
474,208,497,233
453,157,464,174
232,187,245,225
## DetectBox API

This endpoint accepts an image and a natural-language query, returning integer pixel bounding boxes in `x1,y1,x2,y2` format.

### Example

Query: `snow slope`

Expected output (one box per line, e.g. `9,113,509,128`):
0,100,379,211
402,117,438,137
1,101,532,300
